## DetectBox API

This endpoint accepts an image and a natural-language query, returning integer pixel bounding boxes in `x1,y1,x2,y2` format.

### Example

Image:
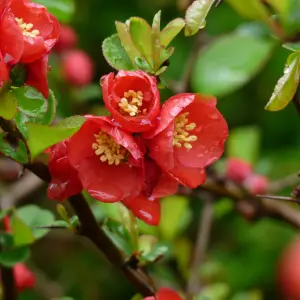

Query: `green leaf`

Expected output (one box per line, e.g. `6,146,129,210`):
11,212,35,246
129,17,154,69
160,18,185,47
191,34,274,97
34,0,75,22
281,0,300,36
160,47,174,66
227,126,261,164
16,205,55,239
0,246,30,267
115,21,141,66
265,52,300,111
226,0,271,24
141,241,169,262
102,34,134,70
185,0,215,36
159,195,190,241
27,115,85,158
230,290,262,300
152,11,161,71
0,133,28,163
283,42,300,52
102,219,134,256
0,90,17,120
76,84,102,102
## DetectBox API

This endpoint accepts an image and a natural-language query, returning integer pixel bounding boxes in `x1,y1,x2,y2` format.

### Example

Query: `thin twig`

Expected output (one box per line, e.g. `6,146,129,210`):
268,172,299,193
186,193,214,299
257,194,300,204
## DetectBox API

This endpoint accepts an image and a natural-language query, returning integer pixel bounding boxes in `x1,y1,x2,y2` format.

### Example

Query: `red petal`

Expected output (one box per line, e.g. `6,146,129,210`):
26,55,49,98
157,288,183,300
102,70,160,132
21,35,46,63
174,96,228,168
0,11,23,64
0,52,8,82
123,195,161,225
78,155,143,202
152,171,178,199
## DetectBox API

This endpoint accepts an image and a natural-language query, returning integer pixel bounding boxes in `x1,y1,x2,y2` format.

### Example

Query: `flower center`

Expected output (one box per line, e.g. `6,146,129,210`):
118,90,146,116
92,131,127,165
173,112,197,149
15,17,40,38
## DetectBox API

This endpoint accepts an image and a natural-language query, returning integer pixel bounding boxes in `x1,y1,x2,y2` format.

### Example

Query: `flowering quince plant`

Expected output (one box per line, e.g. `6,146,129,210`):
143,287,183,300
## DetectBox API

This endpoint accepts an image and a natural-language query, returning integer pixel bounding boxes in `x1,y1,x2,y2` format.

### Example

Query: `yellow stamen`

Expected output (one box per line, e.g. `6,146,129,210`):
92,131,127,165
15,17,40,38
119,90,145,116
173,112,197,149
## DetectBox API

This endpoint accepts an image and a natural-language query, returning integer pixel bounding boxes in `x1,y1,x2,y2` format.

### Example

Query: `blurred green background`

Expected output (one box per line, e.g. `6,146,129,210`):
14,0,300,299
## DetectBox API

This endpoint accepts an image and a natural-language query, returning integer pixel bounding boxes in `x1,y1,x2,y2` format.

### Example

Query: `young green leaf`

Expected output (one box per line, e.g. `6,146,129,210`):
265,52,300,111
0,245,30,267
283,42,300,52
184,0,215,36
152,11,161,71
102,34,134,70
160,18,185,47
27,115,85,158
0,90,17,120
16,205,55,239
11,212,35,246
191,35,274,97
115,21,141,66
129,17,154,69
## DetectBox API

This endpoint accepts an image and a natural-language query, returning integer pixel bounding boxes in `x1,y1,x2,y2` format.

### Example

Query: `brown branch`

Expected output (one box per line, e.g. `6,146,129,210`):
186,193,214,299
0,266,17,300
268,172,299,193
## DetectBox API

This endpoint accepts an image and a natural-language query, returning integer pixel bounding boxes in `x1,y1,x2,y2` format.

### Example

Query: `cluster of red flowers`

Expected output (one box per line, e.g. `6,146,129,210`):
53,23,94,87
48,70,228,225
1,216,35,291
226,158,269,194
0,0,59,97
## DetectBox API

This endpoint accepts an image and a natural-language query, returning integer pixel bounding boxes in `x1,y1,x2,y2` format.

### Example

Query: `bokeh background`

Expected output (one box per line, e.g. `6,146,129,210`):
11,0,300,299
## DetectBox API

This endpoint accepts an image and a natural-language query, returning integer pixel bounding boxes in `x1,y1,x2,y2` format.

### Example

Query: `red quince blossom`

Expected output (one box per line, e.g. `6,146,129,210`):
143,288,183,300
0,0,60,64
226,158,253,184
26,54,50,98
0,52,8,85
47,139,83,201
245,174,269,195
14,263,35,291
102,71,160,132
62,49,93,86
123,159,178,225
144,93,228,188
67,116,144,202
54,23,77,53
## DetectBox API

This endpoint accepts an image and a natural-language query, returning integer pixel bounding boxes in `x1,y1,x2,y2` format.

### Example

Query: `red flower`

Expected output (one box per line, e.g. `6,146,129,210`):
14,263,35,291
144,93,228,188
144,288,183,300
54,23,77,53
226,158,253,184
62,49,93,86
47,139,83,201
245,174,269,195
123,159,178,225
67,116,144,202
26,54,50,98
0,51,8,84
0,0,60,64
102,71,160,132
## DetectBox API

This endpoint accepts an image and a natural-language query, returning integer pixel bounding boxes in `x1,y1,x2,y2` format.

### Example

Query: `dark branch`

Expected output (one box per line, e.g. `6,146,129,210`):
0,266,17,300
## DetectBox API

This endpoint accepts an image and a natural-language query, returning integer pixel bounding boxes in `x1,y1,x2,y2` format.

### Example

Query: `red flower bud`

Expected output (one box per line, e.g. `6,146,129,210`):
226,158,253,184
54,24,77,53
62,50,93,86
244,174,269,195
102,71,160,132
14,263,35,291
143,288,183,300
145,93,228,188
